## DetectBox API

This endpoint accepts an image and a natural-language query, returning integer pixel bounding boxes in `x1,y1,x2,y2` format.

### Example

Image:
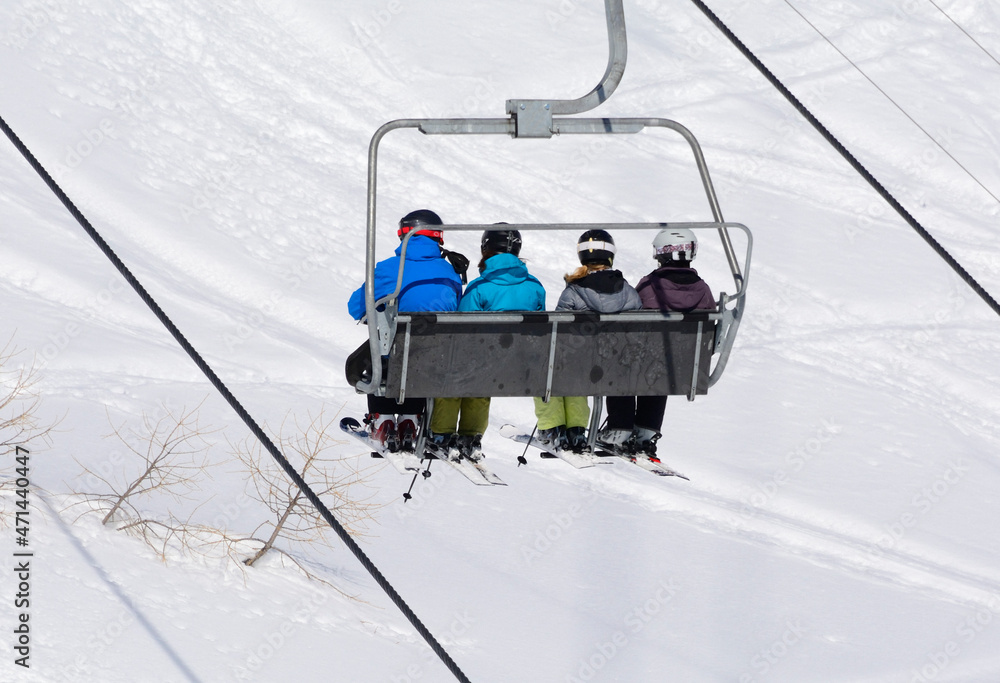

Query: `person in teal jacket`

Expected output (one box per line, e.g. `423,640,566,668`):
428,228,545,460
458,245,545,312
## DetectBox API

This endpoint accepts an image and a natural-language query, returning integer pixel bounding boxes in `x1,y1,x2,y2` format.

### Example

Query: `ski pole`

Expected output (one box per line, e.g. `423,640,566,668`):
517,424,537,466
403,459,432,502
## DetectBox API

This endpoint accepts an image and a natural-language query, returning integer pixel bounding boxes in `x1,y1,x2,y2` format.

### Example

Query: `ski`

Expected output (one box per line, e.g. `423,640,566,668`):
426,448,506,486
340,417,423,474
499,424,610,469
595,448,690,480
342,417,505,486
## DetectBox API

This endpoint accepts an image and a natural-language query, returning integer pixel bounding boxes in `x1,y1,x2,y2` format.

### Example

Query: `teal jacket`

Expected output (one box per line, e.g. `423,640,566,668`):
459,253,546,312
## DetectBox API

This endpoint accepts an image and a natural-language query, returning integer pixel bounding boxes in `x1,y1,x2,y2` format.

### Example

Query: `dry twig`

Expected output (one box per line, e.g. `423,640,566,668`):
0,339,55,452
232,407,379,569
70,401,216,529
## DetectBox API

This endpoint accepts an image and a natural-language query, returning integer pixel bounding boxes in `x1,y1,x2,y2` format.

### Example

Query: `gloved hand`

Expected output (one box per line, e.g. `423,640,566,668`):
441,248,470,284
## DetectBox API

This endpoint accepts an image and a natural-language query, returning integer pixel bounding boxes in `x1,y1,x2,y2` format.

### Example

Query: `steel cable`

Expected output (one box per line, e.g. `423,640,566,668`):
0,112,472,683
689,0,1000,318
781,0,1000,206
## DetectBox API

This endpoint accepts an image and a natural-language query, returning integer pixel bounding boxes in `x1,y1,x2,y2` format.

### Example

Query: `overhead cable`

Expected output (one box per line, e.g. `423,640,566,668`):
689,0,1000,318
782,0,1000,206
0,112,473,683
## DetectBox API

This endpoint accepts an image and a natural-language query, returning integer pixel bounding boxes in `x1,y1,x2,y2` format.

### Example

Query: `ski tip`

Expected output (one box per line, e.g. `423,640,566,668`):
498,423,520,438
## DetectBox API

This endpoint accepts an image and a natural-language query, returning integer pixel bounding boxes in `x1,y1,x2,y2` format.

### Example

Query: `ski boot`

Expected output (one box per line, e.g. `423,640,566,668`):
536,425,568,456
455,434,484,462
396,414,419,452
565,426,589,454
367,414,399,453
424,432,456,461
596,427,631,452
628,427,662,463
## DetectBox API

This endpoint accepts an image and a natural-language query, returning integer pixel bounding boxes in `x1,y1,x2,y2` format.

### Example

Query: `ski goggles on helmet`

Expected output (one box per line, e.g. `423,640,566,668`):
398,223,444,242
577,240,616,256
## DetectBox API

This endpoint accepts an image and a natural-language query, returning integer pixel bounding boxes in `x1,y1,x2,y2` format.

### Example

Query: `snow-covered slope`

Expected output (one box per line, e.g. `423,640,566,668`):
3,1,1000,681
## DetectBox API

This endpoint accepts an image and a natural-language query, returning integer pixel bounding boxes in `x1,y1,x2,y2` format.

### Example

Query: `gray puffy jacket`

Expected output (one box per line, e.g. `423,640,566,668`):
556,269,642,313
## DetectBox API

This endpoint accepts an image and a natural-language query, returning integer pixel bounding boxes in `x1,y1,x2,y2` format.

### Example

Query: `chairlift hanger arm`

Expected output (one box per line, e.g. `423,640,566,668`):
366,116,743,279
357,0,747,395
506,0,628,136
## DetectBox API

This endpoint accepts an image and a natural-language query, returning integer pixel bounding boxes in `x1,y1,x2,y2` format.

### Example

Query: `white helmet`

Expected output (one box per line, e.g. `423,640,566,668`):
652,228,697,262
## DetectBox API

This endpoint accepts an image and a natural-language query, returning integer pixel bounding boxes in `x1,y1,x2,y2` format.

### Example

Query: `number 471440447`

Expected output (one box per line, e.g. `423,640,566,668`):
14,446,30,545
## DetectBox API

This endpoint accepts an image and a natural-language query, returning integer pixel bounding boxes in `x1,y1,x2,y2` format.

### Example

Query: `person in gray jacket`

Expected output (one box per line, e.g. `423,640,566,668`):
535,230,641,452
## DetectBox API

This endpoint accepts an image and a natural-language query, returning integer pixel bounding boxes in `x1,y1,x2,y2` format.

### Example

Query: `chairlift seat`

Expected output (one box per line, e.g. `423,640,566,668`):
383,311,717,400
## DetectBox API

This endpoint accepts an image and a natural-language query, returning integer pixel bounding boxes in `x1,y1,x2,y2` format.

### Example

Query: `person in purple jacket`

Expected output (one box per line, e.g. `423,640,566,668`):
598,228,716,458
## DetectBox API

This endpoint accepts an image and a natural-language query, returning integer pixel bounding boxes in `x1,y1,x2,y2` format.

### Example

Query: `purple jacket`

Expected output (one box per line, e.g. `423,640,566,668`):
635,267,716,312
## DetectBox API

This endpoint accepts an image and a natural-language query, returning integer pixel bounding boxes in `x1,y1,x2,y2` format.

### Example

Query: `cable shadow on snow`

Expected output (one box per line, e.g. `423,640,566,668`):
37,491,205,683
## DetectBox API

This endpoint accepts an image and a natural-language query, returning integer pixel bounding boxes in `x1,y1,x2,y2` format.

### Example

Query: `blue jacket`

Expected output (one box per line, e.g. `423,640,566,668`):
459,253,546,312
348,236,463,320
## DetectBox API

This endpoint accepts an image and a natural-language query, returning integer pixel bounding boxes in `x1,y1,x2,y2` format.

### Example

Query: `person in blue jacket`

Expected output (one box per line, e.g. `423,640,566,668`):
427,227,545,460
348,209,467,452
348,210,465,320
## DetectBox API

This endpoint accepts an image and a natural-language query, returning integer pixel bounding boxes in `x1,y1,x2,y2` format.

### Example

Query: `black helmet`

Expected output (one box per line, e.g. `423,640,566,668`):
397,209,444,242
577,229,616,265
481,225,522,256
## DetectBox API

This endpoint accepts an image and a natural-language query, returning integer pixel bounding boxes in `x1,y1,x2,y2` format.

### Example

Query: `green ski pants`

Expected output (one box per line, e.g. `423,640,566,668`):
533,396,590,430
430,397,491,436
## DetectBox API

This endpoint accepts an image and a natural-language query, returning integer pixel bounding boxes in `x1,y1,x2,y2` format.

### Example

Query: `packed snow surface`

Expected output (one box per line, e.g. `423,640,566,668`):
3,1,1000,681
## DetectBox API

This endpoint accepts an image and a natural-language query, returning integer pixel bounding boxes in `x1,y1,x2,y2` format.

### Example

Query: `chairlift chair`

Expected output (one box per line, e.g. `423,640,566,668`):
350,0,752,450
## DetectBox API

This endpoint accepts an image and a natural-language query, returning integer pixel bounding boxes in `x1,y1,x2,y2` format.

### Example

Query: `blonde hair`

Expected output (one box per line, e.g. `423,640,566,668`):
565,263,609,283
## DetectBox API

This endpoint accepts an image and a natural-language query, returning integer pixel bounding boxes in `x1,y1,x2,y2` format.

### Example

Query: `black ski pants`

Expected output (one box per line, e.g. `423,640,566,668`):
367,395,426,417
604,396,668,432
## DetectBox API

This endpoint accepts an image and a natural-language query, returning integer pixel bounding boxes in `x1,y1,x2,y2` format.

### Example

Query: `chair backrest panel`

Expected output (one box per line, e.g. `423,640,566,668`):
384,313,715,399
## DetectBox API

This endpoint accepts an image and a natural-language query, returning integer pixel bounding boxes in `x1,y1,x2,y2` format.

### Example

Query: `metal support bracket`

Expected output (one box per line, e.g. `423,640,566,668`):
506,101,554,138
688,321,704,401
506,0,627,138
398,320,412,402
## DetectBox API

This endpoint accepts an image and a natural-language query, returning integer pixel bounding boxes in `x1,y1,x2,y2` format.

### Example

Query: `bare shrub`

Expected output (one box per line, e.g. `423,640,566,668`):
232,407,379,573
1,340,57,529
66,398,377,589
70,401,216,528
0,339,55,452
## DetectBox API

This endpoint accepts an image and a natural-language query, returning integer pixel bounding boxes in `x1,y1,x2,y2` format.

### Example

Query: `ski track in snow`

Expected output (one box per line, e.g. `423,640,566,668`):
581,467,1000,614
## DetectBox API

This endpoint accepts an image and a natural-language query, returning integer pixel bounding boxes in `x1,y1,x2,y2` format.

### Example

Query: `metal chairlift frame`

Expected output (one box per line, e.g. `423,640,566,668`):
354,0,752,444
